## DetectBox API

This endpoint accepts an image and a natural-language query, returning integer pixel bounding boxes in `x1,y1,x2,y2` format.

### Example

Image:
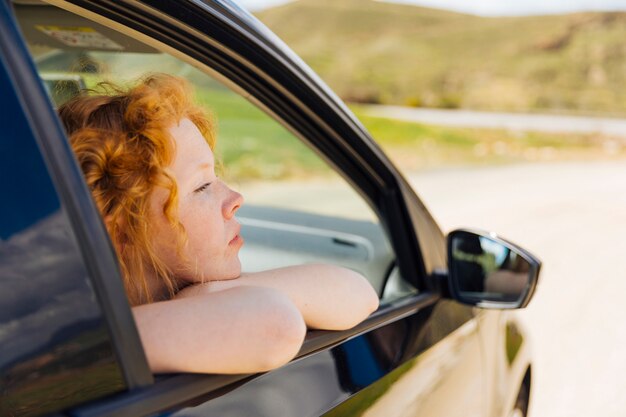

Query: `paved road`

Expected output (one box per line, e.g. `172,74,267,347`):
365,105,626,138
407,161,626,417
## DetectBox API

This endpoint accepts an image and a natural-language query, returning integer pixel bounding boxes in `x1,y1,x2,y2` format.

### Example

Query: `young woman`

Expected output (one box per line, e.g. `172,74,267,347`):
59,74,379,374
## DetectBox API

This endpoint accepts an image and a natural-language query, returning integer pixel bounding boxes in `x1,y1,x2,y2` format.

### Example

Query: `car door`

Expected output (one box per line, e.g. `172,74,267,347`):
4,1,485,416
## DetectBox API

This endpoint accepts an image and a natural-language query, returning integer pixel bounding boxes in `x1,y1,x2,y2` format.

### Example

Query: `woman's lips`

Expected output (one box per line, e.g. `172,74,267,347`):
229,234,243,247
229,223,243,247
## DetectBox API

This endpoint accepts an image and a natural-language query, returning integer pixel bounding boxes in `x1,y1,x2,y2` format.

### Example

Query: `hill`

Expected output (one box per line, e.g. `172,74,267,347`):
256,0,626,116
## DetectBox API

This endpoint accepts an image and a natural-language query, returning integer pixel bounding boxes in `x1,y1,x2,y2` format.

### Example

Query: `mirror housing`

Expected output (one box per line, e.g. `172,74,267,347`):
446,229,541,309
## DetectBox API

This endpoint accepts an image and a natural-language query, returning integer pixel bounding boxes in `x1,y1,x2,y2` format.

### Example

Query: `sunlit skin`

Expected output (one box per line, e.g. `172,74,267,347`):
133,118,379,374
147,119,244,294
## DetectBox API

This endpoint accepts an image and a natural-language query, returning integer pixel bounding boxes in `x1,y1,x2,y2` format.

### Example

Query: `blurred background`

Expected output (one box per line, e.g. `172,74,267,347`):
237,1,626,416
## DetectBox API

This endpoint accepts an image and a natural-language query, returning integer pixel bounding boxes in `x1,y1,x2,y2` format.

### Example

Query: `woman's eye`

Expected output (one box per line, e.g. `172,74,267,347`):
194,182,212,194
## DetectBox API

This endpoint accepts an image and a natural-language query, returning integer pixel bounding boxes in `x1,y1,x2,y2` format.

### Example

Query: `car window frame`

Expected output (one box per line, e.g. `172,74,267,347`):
5,0,444,415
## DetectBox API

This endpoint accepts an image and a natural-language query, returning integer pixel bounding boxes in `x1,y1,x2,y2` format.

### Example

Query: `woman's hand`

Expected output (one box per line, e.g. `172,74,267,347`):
179,264,380,331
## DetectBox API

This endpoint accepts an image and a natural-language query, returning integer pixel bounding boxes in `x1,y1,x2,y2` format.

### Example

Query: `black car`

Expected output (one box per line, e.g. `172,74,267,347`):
0,1,540,416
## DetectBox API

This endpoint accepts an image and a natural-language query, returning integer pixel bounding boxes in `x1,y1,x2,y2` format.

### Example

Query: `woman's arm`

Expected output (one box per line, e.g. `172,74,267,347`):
133,286,306,374
177,264,380,330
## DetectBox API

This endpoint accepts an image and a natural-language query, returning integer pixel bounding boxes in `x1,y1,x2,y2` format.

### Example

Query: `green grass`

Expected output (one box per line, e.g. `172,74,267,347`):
350,105,624,172
203,86,626,180
197,88,626,180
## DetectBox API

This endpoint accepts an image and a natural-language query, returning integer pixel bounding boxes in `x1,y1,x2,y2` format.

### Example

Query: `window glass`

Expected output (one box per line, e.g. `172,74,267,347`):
13,2,416,304
0,42,125,416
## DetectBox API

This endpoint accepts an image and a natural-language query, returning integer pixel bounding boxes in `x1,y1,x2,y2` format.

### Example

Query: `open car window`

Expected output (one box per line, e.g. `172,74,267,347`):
13,1,418,304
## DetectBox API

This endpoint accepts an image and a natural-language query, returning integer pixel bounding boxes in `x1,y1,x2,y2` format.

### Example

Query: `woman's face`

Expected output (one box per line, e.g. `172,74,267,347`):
149,118,244,284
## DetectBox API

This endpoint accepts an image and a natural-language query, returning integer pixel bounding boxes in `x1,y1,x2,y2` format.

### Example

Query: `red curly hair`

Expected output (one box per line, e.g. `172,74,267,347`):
58,74,215,306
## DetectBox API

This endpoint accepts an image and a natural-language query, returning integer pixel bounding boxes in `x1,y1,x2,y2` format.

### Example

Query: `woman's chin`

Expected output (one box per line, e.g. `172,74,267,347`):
207,262,242,282
224,264,242,280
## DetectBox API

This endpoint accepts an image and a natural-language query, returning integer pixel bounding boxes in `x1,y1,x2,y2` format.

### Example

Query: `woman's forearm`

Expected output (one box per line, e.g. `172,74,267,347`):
186,264,380,330
135,286,306,374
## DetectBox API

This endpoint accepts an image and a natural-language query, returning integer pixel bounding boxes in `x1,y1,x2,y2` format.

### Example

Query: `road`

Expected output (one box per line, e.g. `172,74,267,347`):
364,105,626,138
407,161,626,417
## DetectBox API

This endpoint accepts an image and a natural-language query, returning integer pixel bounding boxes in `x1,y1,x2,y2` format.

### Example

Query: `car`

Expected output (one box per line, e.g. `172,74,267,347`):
0,1,540,416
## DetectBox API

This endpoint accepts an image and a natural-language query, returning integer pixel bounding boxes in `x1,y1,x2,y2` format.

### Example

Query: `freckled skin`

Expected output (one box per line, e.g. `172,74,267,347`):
149,118,244,284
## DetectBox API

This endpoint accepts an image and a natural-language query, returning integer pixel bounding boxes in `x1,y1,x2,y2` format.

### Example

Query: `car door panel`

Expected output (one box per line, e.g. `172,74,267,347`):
323,300,482,417
238,205,394,294
346,318,482,417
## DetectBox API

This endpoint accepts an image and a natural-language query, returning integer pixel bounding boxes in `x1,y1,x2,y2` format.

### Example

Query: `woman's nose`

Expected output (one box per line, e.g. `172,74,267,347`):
223,186,244,219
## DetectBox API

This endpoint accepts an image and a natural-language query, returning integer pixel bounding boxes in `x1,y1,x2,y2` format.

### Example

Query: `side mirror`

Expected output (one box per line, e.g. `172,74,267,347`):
447,229,541,309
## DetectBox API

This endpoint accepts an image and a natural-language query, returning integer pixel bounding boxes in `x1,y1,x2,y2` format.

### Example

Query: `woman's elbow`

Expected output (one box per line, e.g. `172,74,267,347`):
252,290,307,371
323,266,380,331
335,290,379,330
345,267,379,309
365,284,380,316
